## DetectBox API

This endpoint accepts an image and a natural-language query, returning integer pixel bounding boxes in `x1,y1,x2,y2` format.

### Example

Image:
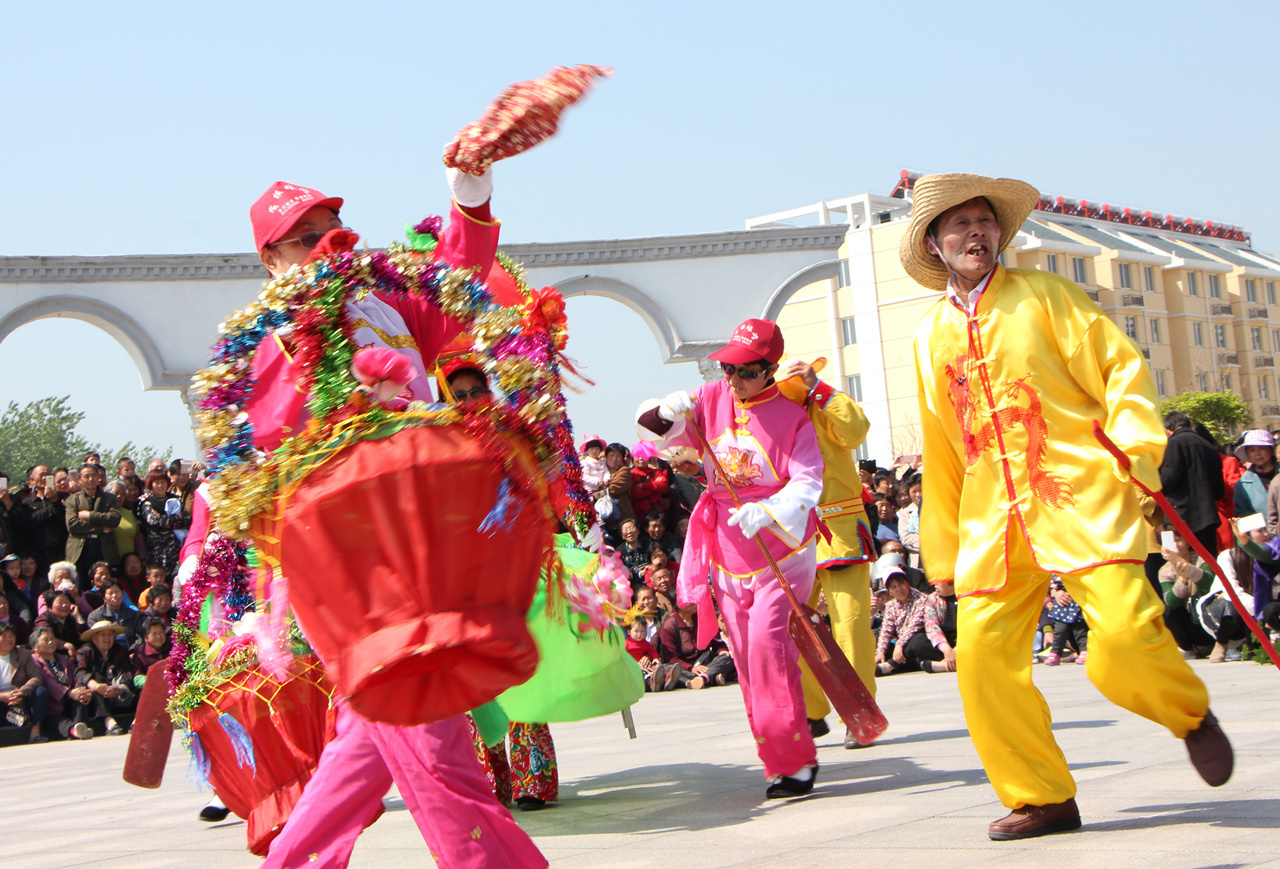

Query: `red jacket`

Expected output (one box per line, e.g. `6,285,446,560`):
629,466,670,520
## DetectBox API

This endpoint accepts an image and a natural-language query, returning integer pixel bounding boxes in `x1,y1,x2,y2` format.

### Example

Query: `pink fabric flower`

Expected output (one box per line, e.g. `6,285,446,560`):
351,347,418,405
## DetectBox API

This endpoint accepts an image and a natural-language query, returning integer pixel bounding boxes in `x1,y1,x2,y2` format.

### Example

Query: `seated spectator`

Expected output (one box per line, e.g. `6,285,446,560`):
36,562,80,617
0,596,31,647
626,617,679,691
142,583,174,632
0,620,48,743
86,578,142,647
916,577,958,673
873,493,900,548
617,520,650,589
644,514,682,562
659,603,735,690
1042,576,1088,666
641,548,680,589
30,624,93,740
632,587,661,642
131,617,171,688
648,566,678,617
137,563,168,610
1200,516,1280,662
1236,431,1276,520
76,621,136,735
1159,527,1215,657
874,558,931,675
81,560,115,612
877,542,929,594
2,553,33,624
119,552,147,604
871,469,896,500
34,588,84,655
579,435,608,496
17,556,40,607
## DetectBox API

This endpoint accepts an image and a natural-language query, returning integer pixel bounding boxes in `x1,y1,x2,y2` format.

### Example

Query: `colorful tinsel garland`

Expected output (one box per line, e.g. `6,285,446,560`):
191,217,594,541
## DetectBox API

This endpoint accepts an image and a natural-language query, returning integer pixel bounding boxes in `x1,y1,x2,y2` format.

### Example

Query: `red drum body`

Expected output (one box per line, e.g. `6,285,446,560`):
266,424,551,726
189,656,335,857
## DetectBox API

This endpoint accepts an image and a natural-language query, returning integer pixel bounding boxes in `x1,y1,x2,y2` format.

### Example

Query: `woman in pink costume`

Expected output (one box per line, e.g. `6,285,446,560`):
636,318,824,798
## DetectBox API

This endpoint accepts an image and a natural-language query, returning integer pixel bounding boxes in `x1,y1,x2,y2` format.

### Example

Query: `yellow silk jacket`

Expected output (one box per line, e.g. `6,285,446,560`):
913,265,1166,596
794,381,876,568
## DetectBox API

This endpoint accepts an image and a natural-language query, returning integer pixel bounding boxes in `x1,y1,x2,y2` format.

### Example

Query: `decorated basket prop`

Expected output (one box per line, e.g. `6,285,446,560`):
192,218,595,725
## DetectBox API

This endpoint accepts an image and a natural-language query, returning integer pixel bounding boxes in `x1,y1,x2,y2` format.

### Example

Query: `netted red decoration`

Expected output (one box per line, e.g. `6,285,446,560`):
186,656,339,857
257,424,552,726
442,64,612,175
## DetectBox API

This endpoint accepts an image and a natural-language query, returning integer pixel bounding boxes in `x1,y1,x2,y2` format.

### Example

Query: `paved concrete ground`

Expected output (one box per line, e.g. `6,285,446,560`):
3,658,1277,869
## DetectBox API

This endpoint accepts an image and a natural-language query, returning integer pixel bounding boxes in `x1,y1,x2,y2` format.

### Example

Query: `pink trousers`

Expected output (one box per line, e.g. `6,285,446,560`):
712,541,818,779
262,703,546,869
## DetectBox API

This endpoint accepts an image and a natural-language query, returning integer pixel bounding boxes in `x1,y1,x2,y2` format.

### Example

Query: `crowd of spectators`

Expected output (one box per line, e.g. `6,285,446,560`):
4,407,1278,744
0,453,189,743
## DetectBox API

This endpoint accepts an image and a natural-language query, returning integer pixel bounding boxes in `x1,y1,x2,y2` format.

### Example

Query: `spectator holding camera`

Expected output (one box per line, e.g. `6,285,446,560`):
139,469,189,581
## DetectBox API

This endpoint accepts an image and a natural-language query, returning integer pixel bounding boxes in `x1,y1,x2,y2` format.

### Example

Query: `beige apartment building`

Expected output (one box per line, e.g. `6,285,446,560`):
756,172,1280,464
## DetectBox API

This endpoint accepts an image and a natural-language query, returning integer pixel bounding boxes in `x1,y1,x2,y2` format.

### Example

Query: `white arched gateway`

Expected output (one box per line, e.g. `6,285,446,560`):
0,222,846,414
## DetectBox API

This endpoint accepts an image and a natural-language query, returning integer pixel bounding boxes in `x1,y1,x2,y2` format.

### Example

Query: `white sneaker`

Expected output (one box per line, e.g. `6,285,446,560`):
71,723,93,740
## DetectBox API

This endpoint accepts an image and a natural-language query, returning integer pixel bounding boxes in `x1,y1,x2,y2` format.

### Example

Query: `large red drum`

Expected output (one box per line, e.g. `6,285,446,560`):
188,656,337,857
261,423,551,726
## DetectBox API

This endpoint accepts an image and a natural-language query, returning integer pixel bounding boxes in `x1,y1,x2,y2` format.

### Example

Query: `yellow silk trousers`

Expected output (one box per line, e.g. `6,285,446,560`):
958,530,1209,808
801,562,877,720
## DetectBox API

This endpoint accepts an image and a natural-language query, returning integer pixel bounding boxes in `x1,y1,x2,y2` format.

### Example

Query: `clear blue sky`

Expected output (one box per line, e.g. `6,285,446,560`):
2,1,1277,463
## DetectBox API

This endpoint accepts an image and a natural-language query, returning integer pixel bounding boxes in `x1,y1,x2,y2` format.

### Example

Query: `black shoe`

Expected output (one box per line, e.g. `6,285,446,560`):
199,804,231,822
516,796,547,811
766,764,818,799
808,717,830,739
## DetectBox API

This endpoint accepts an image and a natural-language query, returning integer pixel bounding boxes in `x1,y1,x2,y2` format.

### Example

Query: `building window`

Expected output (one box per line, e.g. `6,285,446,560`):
1246,278,1258,303
1118,262,1132,289
1216,324,1228,348
1269,281,1277,306
1261,376,1271,401
845,374,863,402
1156,370,1167,397
837,259,851,288
1272,328,1279,352
1193,322,1204,347
1188,272,1199,297
1253,327,1264,351
1124,316,1138,341
1071,257,1087,284
1144,266,1155,293
1208,273,1220,299
840,316,857,346
1150,319,1161,344
1222,373,1232,391
1197,372,1209,392
1046,254,1059,274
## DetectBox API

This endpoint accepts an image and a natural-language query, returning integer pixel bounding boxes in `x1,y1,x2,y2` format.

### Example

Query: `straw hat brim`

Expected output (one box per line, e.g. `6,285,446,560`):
898,173,1040,291
81,621,127,642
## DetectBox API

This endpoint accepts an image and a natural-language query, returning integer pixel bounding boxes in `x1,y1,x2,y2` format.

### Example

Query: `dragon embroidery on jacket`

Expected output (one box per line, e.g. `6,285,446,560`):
714,445,764,489
943,354,1074,509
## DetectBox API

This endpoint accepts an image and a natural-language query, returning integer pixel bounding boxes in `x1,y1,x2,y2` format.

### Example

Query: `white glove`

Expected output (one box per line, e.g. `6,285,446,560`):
174,554,198,599
658,390,696,422
446,166,493,208
581,524,604,553
727,502,772,539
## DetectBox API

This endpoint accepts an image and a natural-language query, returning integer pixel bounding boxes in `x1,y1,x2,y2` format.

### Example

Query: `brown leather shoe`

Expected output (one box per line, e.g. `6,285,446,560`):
988,798,1081,840
1185,709,1233,786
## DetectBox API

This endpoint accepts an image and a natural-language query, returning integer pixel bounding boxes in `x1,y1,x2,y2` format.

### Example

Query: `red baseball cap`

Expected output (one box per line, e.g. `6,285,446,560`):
708,318,785,365
250,181,343,251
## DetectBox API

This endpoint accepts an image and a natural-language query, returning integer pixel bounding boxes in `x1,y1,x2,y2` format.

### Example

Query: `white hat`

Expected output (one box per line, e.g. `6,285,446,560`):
1234,430,1275,463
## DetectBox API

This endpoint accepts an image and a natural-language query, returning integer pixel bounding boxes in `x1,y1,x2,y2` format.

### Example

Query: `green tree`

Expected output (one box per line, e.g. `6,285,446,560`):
0,396,171,481
1159,390,1254,444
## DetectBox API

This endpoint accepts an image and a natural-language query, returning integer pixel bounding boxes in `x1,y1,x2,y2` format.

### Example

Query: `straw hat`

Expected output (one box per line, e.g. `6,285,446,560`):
898,173,1040,291
81,620,126,642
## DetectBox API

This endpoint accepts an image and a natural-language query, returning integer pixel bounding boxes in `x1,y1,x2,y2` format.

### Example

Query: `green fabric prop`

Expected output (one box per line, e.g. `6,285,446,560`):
469,700,510,748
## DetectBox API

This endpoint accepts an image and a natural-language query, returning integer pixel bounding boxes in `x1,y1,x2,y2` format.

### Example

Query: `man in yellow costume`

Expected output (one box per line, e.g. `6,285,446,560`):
902,173,1232,840
778,361,880,749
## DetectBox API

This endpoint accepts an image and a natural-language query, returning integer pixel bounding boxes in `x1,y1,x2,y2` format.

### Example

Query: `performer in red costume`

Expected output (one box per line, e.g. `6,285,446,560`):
245,173,546,869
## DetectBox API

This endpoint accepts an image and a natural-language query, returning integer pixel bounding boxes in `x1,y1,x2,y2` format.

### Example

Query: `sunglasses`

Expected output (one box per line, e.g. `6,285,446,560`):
270,227,350,250
720,362,768,381
452,387,491,400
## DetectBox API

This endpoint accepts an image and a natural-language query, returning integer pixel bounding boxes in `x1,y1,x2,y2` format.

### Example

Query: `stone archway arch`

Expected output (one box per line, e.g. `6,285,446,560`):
761,259,843,323
553,274,683,361
0,296,171,390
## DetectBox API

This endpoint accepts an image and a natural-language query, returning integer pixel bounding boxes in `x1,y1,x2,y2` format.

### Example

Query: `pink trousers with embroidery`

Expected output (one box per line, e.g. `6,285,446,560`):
261,703,546,869
712,541,818,779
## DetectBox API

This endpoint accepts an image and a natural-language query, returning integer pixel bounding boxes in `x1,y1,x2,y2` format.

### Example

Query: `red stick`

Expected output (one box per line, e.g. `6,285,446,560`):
1092,420,1280,671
